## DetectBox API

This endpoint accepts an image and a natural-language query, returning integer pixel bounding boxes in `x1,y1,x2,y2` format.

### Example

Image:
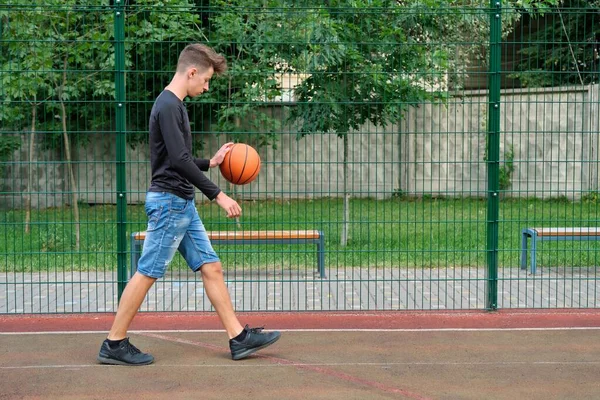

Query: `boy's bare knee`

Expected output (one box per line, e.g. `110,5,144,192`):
201,261,223,279
133,271,157,284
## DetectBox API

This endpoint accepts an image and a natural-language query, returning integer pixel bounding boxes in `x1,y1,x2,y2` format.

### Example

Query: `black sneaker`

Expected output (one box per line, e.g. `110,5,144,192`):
229,325,281,360
97,338,154,366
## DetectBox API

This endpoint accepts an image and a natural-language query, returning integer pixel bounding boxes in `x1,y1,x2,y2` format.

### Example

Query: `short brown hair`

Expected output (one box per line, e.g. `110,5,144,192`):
176,44,227,75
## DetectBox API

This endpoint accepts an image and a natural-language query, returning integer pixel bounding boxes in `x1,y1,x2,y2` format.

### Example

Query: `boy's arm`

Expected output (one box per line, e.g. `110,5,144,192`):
158,108,221,200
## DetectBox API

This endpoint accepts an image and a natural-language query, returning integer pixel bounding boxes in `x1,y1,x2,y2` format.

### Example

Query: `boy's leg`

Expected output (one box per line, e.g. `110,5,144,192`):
97,272,156,366
107,272,156,340
200,261,244,338
98,192,191,366
177,215,243,338
179,209,281,360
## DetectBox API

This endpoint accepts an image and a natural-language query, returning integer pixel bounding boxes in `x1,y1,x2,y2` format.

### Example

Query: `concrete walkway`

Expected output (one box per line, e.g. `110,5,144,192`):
1,267,599,313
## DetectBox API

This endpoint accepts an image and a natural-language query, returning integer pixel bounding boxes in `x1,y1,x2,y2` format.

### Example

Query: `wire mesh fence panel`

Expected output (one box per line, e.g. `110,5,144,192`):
0,4,119,313
1,2,598,314
120,3,498,312
498,4,600,308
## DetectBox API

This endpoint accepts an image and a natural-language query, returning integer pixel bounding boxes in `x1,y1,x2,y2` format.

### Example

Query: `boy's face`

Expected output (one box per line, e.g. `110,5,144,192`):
187,66,214,98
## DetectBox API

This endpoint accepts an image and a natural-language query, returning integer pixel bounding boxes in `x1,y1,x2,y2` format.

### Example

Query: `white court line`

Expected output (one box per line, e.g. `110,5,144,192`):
3,360,600,370
2,327,600,335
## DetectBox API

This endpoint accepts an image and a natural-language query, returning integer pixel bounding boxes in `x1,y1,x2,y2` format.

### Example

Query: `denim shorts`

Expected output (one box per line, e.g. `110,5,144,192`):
136,191,220,279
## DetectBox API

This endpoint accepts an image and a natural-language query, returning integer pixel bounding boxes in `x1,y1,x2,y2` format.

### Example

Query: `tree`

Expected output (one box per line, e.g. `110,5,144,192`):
1,5,63,234
285,0,561,246
287,1,467,246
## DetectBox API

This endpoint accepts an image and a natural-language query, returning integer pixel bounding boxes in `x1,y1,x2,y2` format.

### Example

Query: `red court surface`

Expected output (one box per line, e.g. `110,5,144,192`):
1,310,600,400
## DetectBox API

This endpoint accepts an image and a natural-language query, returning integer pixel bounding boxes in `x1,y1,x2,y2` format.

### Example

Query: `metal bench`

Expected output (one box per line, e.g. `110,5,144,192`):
130,230,326,278
520,227,600,274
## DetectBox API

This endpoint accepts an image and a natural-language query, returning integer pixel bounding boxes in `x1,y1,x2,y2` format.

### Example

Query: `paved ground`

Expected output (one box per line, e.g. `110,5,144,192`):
1,311,600,400
1,267,599,313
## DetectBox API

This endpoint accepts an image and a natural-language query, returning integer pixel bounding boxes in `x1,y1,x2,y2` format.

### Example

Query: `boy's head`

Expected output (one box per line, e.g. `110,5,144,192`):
176,44,227,97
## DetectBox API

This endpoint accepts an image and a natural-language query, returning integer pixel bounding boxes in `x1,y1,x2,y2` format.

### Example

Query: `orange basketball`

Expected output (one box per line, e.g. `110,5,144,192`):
219,143,261,185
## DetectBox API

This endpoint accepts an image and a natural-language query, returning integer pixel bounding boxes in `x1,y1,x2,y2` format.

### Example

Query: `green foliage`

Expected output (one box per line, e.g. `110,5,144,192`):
581,191,600,204
0,136,21,158
288,0,444,138
392,188,406,199
192,0,298,149
499,144,515,191
0,135,22,174
39,226,69,252
509,0,600,87
510,0,561,14
482,115,515,191
285,0,557,136
124,0,205,147
547,195,571,203
0,2,113,150
2,0,570,156
1,0,207,150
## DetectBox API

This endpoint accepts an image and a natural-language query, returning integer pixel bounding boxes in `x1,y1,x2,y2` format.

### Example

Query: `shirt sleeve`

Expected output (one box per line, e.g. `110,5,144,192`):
194,158,210,171
158,105,221,200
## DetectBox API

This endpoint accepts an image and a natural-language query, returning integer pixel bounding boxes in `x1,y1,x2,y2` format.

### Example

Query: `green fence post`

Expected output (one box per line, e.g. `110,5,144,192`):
114,0,128,301
486,0,502,310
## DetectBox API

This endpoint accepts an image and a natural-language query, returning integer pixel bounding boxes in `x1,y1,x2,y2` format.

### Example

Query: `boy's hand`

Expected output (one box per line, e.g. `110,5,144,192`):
209,142,234,168
215,192,241,218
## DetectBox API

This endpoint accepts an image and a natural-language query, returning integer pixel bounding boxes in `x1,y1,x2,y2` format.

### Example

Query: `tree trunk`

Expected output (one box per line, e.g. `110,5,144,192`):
59,100,80,251
340,134,350,247
24,99,37,234
58,39,80,251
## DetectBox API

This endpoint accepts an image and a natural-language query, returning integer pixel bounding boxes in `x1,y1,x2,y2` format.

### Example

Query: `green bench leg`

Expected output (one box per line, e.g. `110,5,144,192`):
531,234,538,275
317,231,326,278
520,229,539,275
520,230,528,271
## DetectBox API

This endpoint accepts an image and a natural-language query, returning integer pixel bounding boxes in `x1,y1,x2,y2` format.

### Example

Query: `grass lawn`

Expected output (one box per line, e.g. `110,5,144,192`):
1,197,599,273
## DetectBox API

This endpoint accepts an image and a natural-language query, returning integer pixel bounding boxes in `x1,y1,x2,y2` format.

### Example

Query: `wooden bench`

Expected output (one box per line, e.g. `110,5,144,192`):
130,230,326,278
520,227,600,274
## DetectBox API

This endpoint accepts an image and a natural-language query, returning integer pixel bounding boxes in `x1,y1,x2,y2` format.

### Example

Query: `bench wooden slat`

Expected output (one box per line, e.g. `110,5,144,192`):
131,229,327,278
532,227,600,237
134,230,321,241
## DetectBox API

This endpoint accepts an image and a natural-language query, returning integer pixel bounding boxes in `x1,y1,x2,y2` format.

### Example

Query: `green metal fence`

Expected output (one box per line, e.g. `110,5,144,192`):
1,1,599,314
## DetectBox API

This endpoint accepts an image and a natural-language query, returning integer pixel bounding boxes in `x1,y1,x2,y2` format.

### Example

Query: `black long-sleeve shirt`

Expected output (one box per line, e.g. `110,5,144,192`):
147,90,221,200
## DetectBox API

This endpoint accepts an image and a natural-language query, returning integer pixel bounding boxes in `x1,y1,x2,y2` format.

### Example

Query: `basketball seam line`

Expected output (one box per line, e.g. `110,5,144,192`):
235,144,249,185
225,143,233,182
239,156,260,185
